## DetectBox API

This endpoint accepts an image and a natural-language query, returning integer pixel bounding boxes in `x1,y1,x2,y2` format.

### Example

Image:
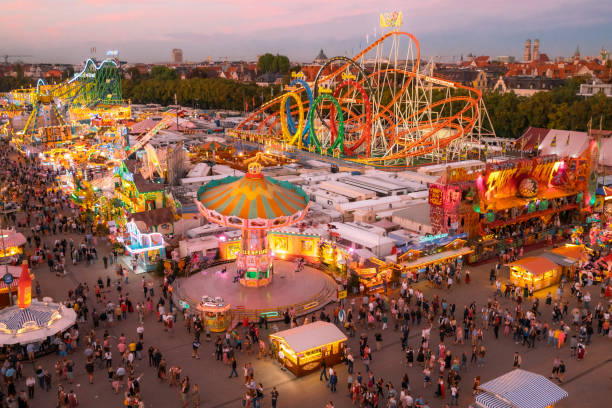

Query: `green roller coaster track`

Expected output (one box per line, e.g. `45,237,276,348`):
309,93,344,156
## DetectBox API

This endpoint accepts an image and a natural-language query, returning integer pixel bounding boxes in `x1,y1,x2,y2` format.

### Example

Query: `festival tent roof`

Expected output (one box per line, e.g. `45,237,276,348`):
270,321,346,354
515,127,550,151
598,137,612,167
475,369,568,408
507,257,559,277
549,244,589,262
540,251,577,267
538,129,589,158
0,229,26,248
197,173,309,220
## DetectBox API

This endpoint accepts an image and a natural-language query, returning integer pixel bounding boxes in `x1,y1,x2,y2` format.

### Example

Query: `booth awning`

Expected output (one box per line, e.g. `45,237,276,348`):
270,321,346,353
475,392,513,408
507,257,558,277
476,369,568,408
400,247,474,269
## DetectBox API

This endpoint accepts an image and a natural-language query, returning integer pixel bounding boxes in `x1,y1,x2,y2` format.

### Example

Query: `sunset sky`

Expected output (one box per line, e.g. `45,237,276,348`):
1,0,611,63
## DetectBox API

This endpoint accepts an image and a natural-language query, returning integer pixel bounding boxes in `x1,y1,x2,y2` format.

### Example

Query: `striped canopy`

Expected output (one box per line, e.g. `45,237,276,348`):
197,173,309,220
0,302,60,334
476,369,568,408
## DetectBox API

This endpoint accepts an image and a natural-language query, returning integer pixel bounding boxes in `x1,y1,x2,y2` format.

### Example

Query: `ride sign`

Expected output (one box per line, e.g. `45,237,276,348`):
3,273,13,286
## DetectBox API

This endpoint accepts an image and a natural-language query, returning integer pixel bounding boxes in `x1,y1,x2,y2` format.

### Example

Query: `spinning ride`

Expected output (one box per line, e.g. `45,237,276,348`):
195,162,310,287
233,15,494,166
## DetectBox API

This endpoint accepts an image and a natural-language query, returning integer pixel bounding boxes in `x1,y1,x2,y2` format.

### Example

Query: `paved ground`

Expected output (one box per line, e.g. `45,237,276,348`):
177,259,337,311
15,227,612,408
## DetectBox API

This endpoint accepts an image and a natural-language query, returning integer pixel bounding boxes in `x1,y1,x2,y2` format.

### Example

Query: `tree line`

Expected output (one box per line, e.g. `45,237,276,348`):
482,78,612,137
122,66,281,110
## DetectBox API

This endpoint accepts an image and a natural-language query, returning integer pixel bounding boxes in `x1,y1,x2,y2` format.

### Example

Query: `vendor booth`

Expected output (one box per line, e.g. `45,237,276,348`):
196,296,231,333
508,256,561,290
474,369,568,408
119,221,166,273
541,244,589,278
269,321,347,376
0,229,26,262
400,247,473,281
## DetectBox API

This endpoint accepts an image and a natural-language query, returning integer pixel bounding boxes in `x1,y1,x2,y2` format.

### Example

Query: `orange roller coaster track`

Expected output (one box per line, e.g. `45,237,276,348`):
233,31,493,166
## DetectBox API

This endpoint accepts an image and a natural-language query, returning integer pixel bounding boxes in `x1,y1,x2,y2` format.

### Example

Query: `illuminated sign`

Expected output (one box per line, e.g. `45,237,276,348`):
241,249,268,256
419,233,448,243
379,11,402,28
429,188,443,206
318,87,332,94
341,72,356,81
291,71,305,79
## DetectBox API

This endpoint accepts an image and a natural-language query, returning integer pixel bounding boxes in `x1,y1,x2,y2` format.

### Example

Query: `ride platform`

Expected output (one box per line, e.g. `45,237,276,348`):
175,259,338,323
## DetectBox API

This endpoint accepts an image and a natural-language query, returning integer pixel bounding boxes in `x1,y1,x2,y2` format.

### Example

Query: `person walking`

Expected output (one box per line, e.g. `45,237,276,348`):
192,384,200,408
270,386,279,408
513,352,522,369
26,375,35,399
85,358,95,384
192,339,200,359
229,356,238,378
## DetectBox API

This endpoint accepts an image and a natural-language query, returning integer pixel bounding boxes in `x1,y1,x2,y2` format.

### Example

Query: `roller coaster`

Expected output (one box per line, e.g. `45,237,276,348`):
10,58,122,108
233,25,495,166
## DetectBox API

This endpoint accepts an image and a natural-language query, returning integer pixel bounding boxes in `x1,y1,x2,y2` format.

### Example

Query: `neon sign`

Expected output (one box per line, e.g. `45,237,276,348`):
419,233,448,243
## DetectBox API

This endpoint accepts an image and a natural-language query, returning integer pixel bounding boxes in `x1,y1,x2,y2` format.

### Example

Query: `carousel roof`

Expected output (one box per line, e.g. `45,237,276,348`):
197,163,309,220
0,300,77,345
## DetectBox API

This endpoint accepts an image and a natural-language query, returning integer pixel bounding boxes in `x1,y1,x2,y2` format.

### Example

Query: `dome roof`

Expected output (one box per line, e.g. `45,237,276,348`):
315,49,328,62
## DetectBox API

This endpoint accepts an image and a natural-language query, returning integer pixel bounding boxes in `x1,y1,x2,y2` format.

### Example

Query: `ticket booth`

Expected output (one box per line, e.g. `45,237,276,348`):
196,296,232,332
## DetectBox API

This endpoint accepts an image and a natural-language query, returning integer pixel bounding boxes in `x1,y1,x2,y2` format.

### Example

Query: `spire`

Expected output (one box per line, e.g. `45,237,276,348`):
17,261,32,309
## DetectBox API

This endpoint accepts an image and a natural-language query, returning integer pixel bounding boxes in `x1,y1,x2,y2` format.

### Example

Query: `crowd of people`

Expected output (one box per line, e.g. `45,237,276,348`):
1,136,612,408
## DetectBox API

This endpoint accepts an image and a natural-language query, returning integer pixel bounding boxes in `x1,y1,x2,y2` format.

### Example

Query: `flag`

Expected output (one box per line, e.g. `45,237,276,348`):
566,133,570,145
252,96,255,109
550,135,556,147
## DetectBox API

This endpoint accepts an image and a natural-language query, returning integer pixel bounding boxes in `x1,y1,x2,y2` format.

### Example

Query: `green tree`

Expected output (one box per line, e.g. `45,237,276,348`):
257,53,290,74
151,65,177,81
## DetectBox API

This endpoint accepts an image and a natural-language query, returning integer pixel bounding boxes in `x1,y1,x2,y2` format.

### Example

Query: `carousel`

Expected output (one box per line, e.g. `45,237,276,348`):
196,161,310,287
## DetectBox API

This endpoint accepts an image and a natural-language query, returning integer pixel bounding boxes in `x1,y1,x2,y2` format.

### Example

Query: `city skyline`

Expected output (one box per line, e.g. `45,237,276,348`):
1,0,611,64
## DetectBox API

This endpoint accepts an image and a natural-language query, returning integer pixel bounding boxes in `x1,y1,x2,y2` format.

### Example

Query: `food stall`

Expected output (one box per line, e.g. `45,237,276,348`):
0,229,26,262
269,321,347,376
507,256,561,291
196,296,231,332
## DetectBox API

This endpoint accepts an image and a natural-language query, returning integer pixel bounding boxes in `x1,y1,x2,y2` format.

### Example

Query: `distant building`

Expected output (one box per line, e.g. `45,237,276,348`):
579,80,612,98
434,67,488,91
172,49,183,64
314,49,328,64
524,39,532,62
533,39,540,62
496,56,516,63
493,75,564,96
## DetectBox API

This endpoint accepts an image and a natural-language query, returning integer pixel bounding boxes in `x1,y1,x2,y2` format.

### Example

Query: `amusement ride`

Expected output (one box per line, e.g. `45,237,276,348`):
232,12,495,166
